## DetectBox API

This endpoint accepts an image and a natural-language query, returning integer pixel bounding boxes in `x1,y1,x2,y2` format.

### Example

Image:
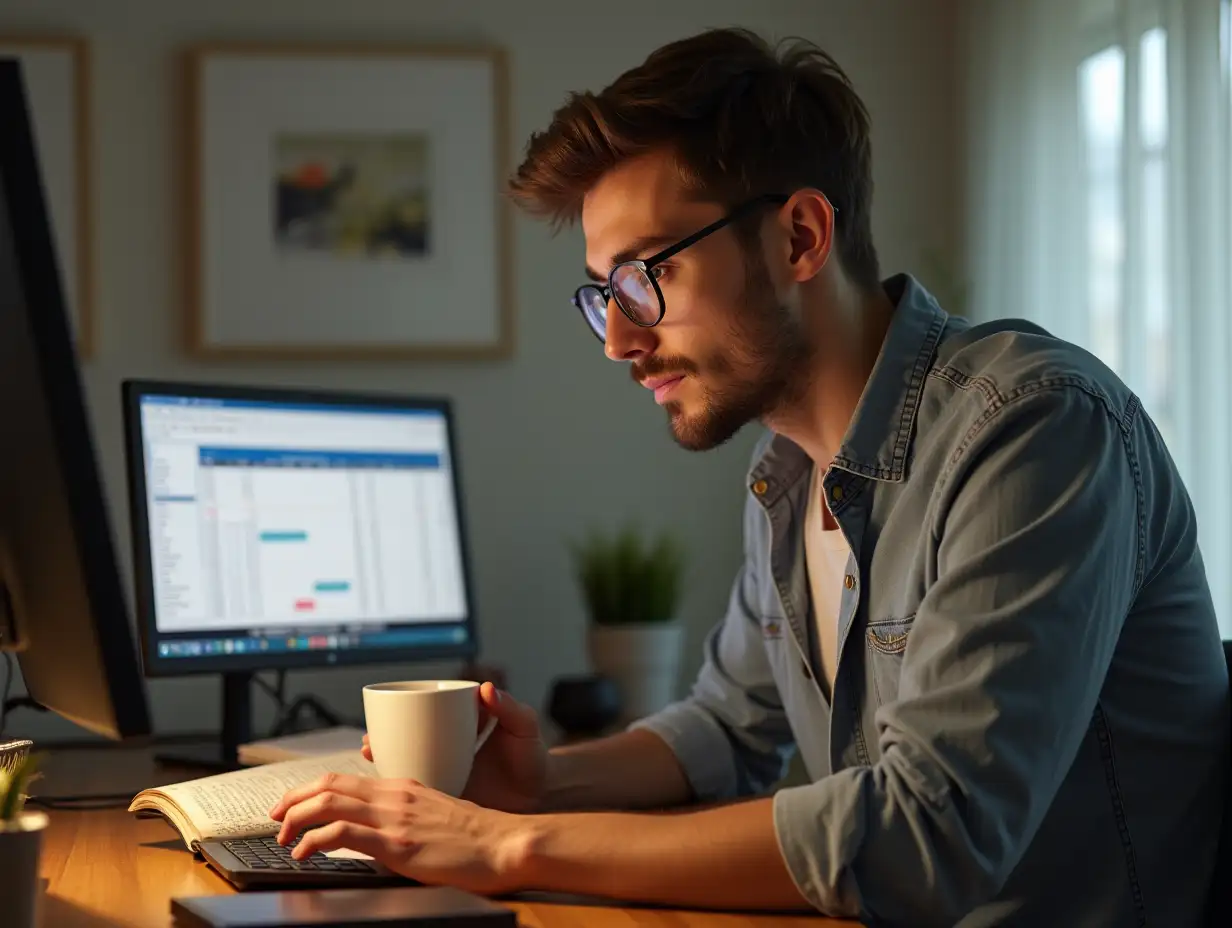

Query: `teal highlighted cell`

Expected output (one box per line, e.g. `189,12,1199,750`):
313,580,351,593
259,530,307,542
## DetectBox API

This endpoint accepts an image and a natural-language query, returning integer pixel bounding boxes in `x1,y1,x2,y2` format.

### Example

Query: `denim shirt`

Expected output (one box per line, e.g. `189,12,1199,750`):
632,274,1230,927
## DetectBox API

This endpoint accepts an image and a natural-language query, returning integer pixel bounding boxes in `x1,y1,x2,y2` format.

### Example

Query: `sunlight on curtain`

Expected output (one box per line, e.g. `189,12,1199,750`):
964,0,1232,636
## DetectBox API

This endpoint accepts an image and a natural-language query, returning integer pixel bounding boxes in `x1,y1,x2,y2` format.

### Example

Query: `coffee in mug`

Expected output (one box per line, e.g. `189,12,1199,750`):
361,680,496,795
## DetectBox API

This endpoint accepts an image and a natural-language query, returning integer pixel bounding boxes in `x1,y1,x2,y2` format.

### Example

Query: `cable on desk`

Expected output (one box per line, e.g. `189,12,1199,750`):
0,651,14,735
253,669,286,713
26,792,135,811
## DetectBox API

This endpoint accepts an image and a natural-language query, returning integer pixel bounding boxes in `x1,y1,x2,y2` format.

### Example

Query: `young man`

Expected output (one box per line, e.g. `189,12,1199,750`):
270,28,1230,926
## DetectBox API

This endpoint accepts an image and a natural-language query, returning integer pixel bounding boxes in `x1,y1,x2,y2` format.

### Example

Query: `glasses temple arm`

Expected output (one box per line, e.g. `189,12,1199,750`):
641,194,798,269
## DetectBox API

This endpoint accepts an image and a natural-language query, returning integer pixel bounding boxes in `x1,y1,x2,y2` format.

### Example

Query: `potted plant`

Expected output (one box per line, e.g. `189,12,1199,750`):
572,526,686,722
0,744,46,928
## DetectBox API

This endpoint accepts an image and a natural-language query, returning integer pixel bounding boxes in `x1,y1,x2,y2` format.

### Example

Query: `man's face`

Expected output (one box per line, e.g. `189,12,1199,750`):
581,151,812,451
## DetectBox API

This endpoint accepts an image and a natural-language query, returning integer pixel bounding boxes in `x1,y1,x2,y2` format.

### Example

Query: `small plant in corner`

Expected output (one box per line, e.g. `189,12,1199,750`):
571,525,685,626
0,750,40,825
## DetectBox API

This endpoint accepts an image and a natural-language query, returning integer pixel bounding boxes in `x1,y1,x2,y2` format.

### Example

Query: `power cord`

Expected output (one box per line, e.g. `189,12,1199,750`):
255,669,354,737
253,668,287,718
25,793,134,811
0,651,13,736
1,651,48,738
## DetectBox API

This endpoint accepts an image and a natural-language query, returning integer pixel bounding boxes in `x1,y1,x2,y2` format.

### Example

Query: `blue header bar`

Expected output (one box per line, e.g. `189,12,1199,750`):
141,394,444,419
199,447,442,469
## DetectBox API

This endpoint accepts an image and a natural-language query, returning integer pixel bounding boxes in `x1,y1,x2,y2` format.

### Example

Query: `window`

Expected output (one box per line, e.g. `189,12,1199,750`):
967,0,1232,636
1079,23,1175,452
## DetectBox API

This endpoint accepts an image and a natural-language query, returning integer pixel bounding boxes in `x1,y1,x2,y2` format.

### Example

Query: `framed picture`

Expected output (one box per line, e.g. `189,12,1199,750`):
185,43,513,359
0,35,93,358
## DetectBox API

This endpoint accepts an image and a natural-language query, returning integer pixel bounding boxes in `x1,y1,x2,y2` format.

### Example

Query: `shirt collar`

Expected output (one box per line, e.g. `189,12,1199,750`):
749,273,949,500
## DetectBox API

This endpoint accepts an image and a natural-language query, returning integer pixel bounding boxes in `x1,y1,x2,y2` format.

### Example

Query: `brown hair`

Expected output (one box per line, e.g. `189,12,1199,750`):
508,27,881,290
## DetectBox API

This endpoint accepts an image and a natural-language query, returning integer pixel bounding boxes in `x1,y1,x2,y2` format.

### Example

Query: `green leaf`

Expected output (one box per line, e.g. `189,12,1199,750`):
569,524,685,625
0,751,42,821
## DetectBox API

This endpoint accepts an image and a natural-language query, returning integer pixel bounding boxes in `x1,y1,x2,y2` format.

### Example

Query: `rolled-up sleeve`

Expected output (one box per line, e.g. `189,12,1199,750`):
772,386,1141,924
632,507,797,801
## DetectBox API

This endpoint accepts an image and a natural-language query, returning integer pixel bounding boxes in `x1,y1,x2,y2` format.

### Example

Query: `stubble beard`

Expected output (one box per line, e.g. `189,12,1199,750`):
666,251,813,452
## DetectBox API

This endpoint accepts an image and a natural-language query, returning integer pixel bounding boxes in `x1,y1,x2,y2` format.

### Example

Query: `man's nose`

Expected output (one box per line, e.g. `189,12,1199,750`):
603,299,656,362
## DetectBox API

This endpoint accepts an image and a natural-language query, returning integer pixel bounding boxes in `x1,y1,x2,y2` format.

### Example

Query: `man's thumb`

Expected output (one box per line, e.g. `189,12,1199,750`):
481,681,538,736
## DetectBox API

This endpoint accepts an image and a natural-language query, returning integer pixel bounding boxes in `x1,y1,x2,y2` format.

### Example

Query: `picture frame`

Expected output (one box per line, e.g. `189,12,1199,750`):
184,42,513,360
0,34,94,358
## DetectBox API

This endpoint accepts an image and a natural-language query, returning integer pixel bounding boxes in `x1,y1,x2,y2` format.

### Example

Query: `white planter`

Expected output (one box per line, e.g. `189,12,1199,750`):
0,810,47,928
587,622,685,722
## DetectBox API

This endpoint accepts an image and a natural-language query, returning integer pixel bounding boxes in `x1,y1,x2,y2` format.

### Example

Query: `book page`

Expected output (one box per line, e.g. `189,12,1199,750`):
132,751,375,843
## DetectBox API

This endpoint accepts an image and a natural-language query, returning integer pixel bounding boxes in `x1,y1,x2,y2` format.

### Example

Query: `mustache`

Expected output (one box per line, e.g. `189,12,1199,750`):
631,355,699,385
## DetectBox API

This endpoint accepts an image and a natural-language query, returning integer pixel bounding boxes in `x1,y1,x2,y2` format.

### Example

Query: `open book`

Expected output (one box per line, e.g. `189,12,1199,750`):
128,750,376,852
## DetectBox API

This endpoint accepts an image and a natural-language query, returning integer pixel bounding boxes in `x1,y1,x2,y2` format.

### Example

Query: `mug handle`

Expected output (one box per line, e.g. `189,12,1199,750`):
474,714,497,754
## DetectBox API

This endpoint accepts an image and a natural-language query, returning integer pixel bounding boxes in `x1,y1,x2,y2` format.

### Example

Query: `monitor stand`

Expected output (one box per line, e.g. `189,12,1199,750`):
155,672,254,772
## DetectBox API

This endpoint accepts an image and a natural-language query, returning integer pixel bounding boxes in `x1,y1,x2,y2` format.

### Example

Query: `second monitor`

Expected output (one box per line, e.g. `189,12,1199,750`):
122,379,480,768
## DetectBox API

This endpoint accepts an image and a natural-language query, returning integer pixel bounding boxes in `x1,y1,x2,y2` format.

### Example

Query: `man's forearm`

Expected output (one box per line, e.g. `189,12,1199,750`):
540,728,693,812
505,796,812,911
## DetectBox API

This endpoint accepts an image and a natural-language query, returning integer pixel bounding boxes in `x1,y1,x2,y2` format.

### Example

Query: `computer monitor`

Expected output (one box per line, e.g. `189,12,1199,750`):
122,378,479,768
0,59,152,742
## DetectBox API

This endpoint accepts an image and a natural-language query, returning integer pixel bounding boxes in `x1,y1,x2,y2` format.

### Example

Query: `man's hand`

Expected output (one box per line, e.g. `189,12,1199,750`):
267,773,811,911
267,772,529,895
361,682,548,814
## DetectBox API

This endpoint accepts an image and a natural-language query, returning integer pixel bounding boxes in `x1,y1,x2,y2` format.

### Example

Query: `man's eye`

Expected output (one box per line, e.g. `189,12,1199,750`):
651,265,670,281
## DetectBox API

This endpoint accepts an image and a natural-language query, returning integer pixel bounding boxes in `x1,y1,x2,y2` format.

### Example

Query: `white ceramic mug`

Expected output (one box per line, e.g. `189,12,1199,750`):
361,680,496,795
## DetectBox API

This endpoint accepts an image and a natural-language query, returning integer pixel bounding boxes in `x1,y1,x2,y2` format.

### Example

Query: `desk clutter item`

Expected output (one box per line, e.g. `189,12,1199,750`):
238,727,367,766
171,885,517,927
546,674,621,741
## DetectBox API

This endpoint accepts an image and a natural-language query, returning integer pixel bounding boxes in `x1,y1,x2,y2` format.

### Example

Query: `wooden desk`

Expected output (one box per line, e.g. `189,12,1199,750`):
35,743,846,928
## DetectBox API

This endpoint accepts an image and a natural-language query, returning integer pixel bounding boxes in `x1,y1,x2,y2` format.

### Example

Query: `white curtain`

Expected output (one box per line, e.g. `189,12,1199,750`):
964,0,1232,637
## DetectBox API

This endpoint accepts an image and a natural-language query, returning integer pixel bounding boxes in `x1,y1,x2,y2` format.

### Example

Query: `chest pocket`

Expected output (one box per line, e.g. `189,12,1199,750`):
864,614,915,706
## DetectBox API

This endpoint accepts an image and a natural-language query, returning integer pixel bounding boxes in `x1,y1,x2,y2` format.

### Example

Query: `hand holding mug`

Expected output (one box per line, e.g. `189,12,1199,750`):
362,681,548,813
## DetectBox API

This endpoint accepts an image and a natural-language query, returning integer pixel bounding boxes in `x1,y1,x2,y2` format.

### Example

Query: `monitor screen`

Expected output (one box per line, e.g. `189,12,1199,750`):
123,381,477,674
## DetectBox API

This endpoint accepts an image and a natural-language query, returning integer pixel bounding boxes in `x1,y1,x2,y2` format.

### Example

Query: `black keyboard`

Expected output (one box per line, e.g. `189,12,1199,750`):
219,834,377,873
197,832,404,888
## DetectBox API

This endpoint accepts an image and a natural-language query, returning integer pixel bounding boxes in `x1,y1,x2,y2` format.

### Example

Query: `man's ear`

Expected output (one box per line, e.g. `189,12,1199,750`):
779,190,836,282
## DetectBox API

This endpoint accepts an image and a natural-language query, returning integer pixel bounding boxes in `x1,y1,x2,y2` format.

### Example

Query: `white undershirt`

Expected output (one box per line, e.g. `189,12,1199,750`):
804,464,848,700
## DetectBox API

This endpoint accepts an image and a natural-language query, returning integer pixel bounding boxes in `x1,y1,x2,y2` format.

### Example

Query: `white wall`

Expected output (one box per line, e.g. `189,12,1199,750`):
1,0,962,744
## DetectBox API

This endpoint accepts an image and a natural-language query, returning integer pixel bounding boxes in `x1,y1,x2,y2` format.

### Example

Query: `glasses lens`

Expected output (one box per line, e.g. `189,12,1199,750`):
611,264,661,325
576,286,608,339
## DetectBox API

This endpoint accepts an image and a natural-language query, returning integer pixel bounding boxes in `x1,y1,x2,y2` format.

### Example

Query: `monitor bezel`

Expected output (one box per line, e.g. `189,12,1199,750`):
0,61,152,738
121,377,481,678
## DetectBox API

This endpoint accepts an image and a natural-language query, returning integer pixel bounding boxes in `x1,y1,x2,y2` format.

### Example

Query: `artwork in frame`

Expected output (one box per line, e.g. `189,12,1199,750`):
0,35,94,358
185,43,512,359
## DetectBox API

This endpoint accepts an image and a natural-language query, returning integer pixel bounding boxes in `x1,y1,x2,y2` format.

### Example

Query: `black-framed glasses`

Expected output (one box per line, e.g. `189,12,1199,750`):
572,193,801,342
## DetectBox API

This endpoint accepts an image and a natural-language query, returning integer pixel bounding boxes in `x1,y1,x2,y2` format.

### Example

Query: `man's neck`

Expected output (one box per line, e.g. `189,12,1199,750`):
766,279,896,472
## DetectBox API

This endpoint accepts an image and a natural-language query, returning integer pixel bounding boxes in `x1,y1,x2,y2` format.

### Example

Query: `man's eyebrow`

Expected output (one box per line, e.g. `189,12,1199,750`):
583,234,685,281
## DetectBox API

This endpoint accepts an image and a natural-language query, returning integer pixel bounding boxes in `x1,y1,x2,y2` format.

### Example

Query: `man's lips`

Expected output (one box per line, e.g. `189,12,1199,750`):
640,374,685,404
640,375,682,391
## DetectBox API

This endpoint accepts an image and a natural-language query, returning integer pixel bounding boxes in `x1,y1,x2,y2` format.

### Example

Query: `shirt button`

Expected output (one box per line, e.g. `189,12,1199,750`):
752,479,769,496
844,574,856,590
831,485,844,502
